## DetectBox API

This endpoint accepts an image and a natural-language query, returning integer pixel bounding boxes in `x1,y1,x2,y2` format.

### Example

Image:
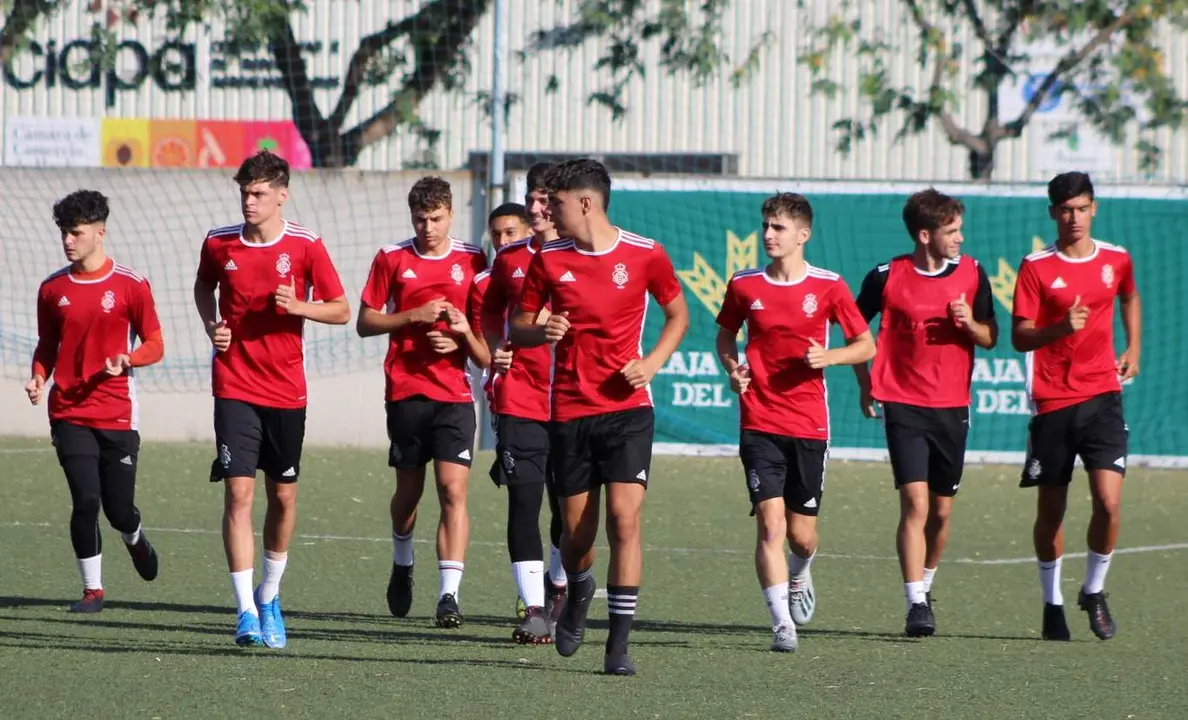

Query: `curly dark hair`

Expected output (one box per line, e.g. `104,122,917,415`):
543,158,612,210
233,150,290,188
902,188,964,240
408,176,453,213
761,193,813,227
52,189,110,230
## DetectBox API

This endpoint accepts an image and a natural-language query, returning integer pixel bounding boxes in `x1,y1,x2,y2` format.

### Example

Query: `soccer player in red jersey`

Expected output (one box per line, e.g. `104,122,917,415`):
27,190,164,614
717,193,874,653
476,165,570,644
852,189,998,637
194,151,351,648
357,176,489,628
1011,172,1140,642
511,159,689,676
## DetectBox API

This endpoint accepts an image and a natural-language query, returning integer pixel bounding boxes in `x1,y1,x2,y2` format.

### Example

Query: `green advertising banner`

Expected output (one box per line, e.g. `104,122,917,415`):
598,178,1188,466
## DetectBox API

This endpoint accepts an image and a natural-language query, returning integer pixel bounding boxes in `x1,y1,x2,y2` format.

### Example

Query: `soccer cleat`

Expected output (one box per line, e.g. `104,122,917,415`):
789,569,816,626
1041,603,1071,641
1077,589,1116,640
435,593,463,628
544,575,567,632
771,623,799,652
255,589,288,649
235,611,265,647
554,578,596,657
603,652,637,676
70,588,104,614
387,563,414,618
904,602,936,637
512,606,553,645
515,595,527,621
124,533,159,582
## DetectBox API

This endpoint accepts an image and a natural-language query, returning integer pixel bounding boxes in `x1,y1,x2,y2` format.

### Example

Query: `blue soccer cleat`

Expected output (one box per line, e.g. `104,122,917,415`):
235,611,265,647
255,589,288,649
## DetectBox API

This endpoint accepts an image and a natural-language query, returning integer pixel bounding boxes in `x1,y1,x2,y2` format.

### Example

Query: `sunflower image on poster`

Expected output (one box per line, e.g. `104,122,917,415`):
102,119,150,167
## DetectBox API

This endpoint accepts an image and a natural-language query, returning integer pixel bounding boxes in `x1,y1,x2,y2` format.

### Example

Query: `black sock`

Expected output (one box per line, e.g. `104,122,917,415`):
606,585,639,656
569,567,595,599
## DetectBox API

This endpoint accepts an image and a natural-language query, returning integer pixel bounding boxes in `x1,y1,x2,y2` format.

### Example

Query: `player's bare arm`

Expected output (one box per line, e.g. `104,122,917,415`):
193,278,232,351
1117,289,1142,380
509,307,565,347
715,326,751,395
851,363,878,418
805,330,875,370
622,294,689,389
949,292,998,349
274,276,350,325
443,305,491,368
1011,296,1088,353
356,298,449,338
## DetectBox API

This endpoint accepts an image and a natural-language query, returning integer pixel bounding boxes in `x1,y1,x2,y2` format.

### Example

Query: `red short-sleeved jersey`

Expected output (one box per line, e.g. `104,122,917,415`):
716,265,868,440
360,238,488,403
35,260,162,430
196,221,346,409
1012,240,1136,414
481,239,553,422
518,230,682,422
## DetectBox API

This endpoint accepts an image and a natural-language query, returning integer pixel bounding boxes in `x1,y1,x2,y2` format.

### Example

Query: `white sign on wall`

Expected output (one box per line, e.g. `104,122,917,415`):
4,117,102,167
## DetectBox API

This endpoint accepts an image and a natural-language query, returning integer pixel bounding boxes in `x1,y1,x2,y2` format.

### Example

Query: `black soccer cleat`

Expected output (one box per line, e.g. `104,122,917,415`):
435,593,464,629
555,578,596,657
1041,602,1071,641
387,563,414,618
1077,589,1116,640
70,588,105,614
604,652,637,676
904,602,936,637
125,533,159,582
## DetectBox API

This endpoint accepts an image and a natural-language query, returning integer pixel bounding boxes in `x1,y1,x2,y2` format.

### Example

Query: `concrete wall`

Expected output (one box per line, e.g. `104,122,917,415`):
0,167,480,447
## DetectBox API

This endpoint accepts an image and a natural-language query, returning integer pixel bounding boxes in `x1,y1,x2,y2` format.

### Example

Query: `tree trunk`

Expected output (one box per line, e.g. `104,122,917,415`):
967,144,995,180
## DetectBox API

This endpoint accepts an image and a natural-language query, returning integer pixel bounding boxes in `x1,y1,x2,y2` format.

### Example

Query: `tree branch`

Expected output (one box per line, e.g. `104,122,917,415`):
960,0,993,50
268,11,339,164
905,0,985,154
328,17,418,131
0,0,51,64
1002,9,1137,138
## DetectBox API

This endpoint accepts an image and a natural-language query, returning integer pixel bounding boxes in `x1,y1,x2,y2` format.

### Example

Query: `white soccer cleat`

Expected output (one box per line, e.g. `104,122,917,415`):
789,568,816,626
770,623,798,652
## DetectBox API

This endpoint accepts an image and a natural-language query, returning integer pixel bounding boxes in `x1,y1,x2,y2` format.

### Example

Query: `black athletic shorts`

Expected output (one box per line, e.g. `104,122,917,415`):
490,414,550,487
739,429,828,517
550,408,654,497
1021,392,1128,488
51,420,140,483
210,398,306,483
386,396,476,470
882,402,970,497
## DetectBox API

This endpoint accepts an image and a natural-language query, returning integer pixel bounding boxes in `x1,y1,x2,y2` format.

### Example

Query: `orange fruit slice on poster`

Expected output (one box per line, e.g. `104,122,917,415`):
152,137,192,167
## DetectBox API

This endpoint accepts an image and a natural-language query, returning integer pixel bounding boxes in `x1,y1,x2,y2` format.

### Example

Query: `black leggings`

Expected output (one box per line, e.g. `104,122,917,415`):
53,422,142,559
507,481,563,562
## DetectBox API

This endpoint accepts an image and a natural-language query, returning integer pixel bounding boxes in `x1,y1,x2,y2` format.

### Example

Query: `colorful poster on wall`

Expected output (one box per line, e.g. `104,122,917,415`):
102,119,150,167
195,120,245,169
148,120,197,168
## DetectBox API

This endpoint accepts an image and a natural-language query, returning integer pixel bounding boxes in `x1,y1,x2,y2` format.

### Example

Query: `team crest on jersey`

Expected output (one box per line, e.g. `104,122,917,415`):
276,253,292,276
802,293,819,317
1101,264,1114,288
450,263,465,285
612,263,628,288
100,290,116,313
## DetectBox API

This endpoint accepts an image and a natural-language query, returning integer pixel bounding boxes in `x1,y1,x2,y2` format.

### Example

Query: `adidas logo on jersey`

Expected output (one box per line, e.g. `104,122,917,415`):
559,270,576,283
57,296,70,307
282,467,297,477
458,449,471,460
512,267,525,279
402,268,417,279
1050,277,1067,289
224,259,238,271
120,455,133,466
636,469,647,481
750,298,764,311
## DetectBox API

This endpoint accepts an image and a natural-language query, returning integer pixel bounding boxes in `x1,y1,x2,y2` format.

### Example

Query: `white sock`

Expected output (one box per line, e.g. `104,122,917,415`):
257,550,288,604
763,583,794,629
904,581,927,611
922,566,937,593
230,569,257,616
788,549,815,579
78,554,102,591
393,531,414,566
120,524,142,546
439,561,464,599
512,560,546,609
1038,557,1063,605
548,545,568,587
1083,551,1112,595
